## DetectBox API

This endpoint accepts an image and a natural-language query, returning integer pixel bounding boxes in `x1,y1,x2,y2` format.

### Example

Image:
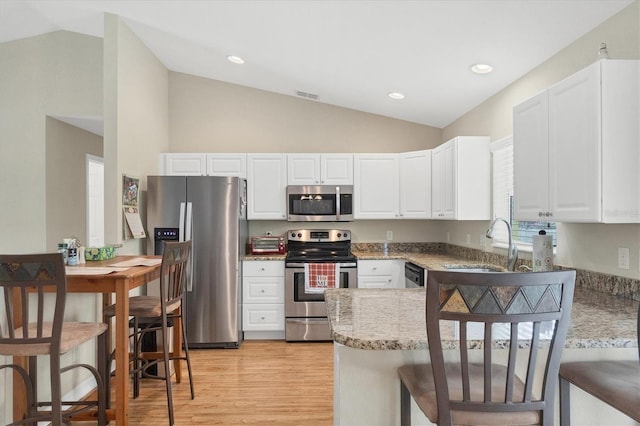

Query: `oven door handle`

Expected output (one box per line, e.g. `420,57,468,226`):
285,262,357,268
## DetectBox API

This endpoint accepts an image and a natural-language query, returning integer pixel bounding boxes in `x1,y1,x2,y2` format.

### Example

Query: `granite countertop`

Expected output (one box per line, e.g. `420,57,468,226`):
352,250,508,271
325,287,639,350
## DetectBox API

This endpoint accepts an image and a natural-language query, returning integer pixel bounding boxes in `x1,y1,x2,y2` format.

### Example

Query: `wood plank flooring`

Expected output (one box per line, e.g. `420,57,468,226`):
121,340,334,425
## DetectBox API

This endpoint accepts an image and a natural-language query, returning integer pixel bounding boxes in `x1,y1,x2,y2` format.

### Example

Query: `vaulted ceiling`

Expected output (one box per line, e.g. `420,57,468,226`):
1,0,633,128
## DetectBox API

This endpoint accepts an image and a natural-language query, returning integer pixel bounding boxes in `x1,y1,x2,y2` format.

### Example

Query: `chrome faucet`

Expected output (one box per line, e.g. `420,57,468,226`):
486,217,518,271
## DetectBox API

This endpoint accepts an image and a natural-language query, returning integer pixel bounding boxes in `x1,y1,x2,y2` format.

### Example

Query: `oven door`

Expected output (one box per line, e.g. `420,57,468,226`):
284,262,357,318
284,262,356,341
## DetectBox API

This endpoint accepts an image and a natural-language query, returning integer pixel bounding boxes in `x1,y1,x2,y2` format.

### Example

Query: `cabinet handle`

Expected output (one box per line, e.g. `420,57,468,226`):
261,316,265,320
546,212,552,217
538,212,545,217
260,289,265,293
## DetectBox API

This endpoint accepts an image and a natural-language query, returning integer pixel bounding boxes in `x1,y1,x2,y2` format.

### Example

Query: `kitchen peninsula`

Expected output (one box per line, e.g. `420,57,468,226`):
326,286,639,426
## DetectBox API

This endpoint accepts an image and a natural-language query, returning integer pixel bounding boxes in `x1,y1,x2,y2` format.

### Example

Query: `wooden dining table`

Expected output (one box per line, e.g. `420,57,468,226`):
12,255,182,425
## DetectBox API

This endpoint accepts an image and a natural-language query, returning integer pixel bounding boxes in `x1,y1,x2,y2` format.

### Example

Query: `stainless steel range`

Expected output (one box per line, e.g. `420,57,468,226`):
285,229,357,341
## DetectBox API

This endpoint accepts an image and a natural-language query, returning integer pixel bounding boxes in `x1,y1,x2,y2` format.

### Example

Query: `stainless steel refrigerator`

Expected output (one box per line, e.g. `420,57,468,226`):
146,176,247,348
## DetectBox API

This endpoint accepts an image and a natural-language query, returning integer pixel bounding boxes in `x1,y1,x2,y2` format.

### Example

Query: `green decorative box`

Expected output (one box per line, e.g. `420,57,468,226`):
85,246,116,261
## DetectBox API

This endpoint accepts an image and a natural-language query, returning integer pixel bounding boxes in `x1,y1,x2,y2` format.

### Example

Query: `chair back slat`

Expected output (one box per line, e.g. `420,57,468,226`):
0,253,66,348
524,321,542,402
505,323,518,402
459,321,470,401
159,241,192,315
426,270,576,425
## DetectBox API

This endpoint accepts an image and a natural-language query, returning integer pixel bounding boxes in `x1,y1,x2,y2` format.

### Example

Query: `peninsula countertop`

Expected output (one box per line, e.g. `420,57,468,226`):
325,287,639,350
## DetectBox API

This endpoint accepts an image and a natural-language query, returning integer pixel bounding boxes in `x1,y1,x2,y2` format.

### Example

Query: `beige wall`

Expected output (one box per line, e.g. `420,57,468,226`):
443,1,640,278
46,118,103,249
0,31,103,253
103,14,170,254
169,72,442,153
0,30,103,423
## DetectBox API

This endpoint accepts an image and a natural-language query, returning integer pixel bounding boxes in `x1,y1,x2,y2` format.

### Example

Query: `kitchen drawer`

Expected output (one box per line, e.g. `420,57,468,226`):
358,259,395,276
243,277,284,304
242,304,285,331
357,275,394,289
243,260,284,277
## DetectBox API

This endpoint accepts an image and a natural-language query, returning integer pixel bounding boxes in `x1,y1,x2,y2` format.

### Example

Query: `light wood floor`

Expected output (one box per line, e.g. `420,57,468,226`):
121,340,334,425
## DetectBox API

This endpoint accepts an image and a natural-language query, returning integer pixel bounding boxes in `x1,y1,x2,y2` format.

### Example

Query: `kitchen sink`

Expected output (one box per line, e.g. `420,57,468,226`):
444,265,504,273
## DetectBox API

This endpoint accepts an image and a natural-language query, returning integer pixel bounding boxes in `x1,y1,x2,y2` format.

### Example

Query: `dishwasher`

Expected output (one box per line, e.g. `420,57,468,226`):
404,262,425,288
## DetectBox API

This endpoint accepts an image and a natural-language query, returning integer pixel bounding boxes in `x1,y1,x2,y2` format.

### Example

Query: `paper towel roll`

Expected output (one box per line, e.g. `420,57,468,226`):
532,233,553,272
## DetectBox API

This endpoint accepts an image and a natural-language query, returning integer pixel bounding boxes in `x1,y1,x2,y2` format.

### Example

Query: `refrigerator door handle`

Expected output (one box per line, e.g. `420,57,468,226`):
179,202,186,242
186,202,193,241
186,202,194,292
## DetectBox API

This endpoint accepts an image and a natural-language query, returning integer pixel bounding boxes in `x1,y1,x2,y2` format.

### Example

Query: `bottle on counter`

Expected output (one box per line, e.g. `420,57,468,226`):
57,243,68,265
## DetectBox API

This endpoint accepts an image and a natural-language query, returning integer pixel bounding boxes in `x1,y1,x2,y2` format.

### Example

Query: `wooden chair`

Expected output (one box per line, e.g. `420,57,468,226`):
559,300,640,424
0,253,107,425
103,240,194,425
398,270,576,426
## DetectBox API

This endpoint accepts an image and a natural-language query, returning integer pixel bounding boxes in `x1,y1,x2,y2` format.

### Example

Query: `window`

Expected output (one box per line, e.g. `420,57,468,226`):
491,137,556,247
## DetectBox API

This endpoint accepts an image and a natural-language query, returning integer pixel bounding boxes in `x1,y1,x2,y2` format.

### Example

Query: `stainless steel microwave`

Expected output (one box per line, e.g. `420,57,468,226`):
286,185,353,222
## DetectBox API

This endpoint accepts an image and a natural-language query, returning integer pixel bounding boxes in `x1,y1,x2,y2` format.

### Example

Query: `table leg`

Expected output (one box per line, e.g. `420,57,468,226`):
173,307,183,382
114,279,129,425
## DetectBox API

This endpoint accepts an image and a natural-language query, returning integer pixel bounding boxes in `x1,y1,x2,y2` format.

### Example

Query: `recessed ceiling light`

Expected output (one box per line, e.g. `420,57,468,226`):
227,55,245,64
470,63,493,74
388,92,405,100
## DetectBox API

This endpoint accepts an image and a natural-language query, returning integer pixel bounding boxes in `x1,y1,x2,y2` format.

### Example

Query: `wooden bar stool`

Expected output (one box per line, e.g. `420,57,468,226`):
0,253,108,425
398,270,576,426
103,240,194,426
559,302,640,424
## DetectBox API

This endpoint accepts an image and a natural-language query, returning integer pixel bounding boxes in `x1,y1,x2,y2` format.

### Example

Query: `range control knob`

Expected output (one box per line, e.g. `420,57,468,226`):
337,233,342,238
297,232,302,238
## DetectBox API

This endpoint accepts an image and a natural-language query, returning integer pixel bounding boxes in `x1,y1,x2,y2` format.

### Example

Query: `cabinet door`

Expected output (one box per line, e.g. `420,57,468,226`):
399,150,431,218
247,154,287,220
513,92,550,221
548,63,601,222
206,154,247,178
287,154,320,185
353,154,399,219
432,141,455,219
243,277,284,304
357,260,403,288
321,154,354,185
161,153,206,176
242,304,285,331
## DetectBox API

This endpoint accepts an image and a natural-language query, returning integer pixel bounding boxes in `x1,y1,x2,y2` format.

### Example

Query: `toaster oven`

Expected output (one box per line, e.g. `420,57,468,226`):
250,236,286,255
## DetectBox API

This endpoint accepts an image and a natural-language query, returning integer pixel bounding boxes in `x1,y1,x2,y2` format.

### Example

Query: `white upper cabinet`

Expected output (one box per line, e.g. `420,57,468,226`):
287,153,353,185
353,154,400,219
247,154,287,220
160,153,206,175
431,137,490,220
206,154,247,178
399,150,432,219
160,153,246,177
513,92,550,220
514,59,639,223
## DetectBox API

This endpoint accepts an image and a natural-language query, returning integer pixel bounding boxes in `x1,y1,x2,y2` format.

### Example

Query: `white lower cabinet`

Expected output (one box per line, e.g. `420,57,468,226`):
242,260,285,339
357,260,404,289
